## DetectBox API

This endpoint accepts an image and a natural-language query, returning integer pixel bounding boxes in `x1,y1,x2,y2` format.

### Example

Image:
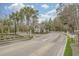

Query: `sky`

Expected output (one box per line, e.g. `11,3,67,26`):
0,3,59,22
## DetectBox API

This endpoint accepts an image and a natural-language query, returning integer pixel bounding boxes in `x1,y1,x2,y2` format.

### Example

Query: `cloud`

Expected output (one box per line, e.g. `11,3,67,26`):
41,4,49,9
39,14,50,18
31,5,35,8
27,5,35,8
8,4,35,13
3,3,58,23
38,14,50,22
38,4,59,22
8,3,25,12
55,4,59,9
46,9,56,15
38,8,57,23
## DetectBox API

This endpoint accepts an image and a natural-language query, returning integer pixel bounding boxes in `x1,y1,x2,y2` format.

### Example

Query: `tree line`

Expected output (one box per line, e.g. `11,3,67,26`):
0,4,79,35
0,5,54,35
0,6,39,35
52,4,79,32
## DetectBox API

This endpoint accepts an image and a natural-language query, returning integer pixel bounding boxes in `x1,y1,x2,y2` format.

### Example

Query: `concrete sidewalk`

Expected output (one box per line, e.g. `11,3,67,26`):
71,44,79,56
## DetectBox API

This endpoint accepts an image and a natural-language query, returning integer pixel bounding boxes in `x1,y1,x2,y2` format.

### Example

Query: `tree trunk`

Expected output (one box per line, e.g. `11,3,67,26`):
1,25,3,34
14,19,17,35
17,22,19,33
8,26,10,34
26,17,31,36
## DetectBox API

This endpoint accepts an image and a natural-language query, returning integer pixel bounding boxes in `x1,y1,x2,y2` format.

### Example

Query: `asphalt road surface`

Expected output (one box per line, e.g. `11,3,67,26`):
0,32,66,56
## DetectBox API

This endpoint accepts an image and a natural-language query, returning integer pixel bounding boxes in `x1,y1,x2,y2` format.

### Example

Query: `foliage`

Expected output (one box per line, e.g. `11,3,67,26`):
0,6,39,35
53,4,79,32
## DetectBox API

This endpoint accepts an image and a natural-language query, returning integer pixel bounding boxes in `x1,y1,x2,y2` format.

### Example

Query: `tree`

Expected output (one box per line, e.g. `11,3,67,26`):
53,3,79,32
20,7,38,35
40,19,53,33
9,12,18,34
0,20,4,34
48,18,53,31
3,19,12,33
31,14,38,33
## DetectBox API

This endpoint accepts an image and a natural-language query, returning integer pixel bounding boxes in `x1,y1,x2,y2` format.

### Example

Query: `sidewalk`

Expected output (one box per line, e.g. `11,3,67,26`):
71,43,79,56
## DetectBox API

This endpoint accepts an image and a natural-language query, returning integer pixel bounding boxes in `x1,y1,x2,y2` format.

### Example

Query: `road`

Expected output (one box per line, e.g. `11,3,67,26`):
0,32,66,56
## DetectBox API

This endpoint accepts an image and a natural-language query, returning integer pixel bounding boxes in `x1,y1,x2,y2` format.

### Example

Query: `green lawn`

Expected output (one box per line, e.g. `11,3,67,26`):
64,34,72,56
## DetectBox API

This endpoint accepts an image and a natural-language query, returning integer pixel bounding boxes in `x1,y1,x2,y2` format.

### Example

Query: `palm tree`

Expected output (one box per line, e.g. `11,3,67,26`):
19,10,25,32
9,12,18,35
20,7,38,35
15,11,23,33
9,10,25,34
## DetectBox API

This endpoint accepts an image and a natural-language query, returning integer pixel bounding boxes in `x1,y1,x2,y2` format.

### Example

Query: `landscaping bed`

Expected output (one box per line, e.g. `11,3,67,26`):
0,34,33,45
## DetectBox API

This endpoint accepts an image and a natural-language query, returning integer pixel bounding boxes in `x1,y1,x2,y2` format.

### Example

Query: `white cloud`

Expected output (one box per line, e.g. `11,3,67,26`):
8,3,25,12
55,4,59,9
4,3,57,23
38,14,50,22
5,3,36,14
31,5,35,8
41,4,49,9
38,4,59,22
46,9,56,15
8,4,35,12
39,14,50,18
27,5,35,8
38,9,57,23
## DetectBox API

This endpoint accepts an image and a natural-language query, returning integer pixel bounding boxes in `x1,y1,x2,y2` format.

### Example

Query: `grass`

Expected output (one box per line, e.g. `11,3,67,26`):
0,34,33,42
0,34,33,45
64,34,72,56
